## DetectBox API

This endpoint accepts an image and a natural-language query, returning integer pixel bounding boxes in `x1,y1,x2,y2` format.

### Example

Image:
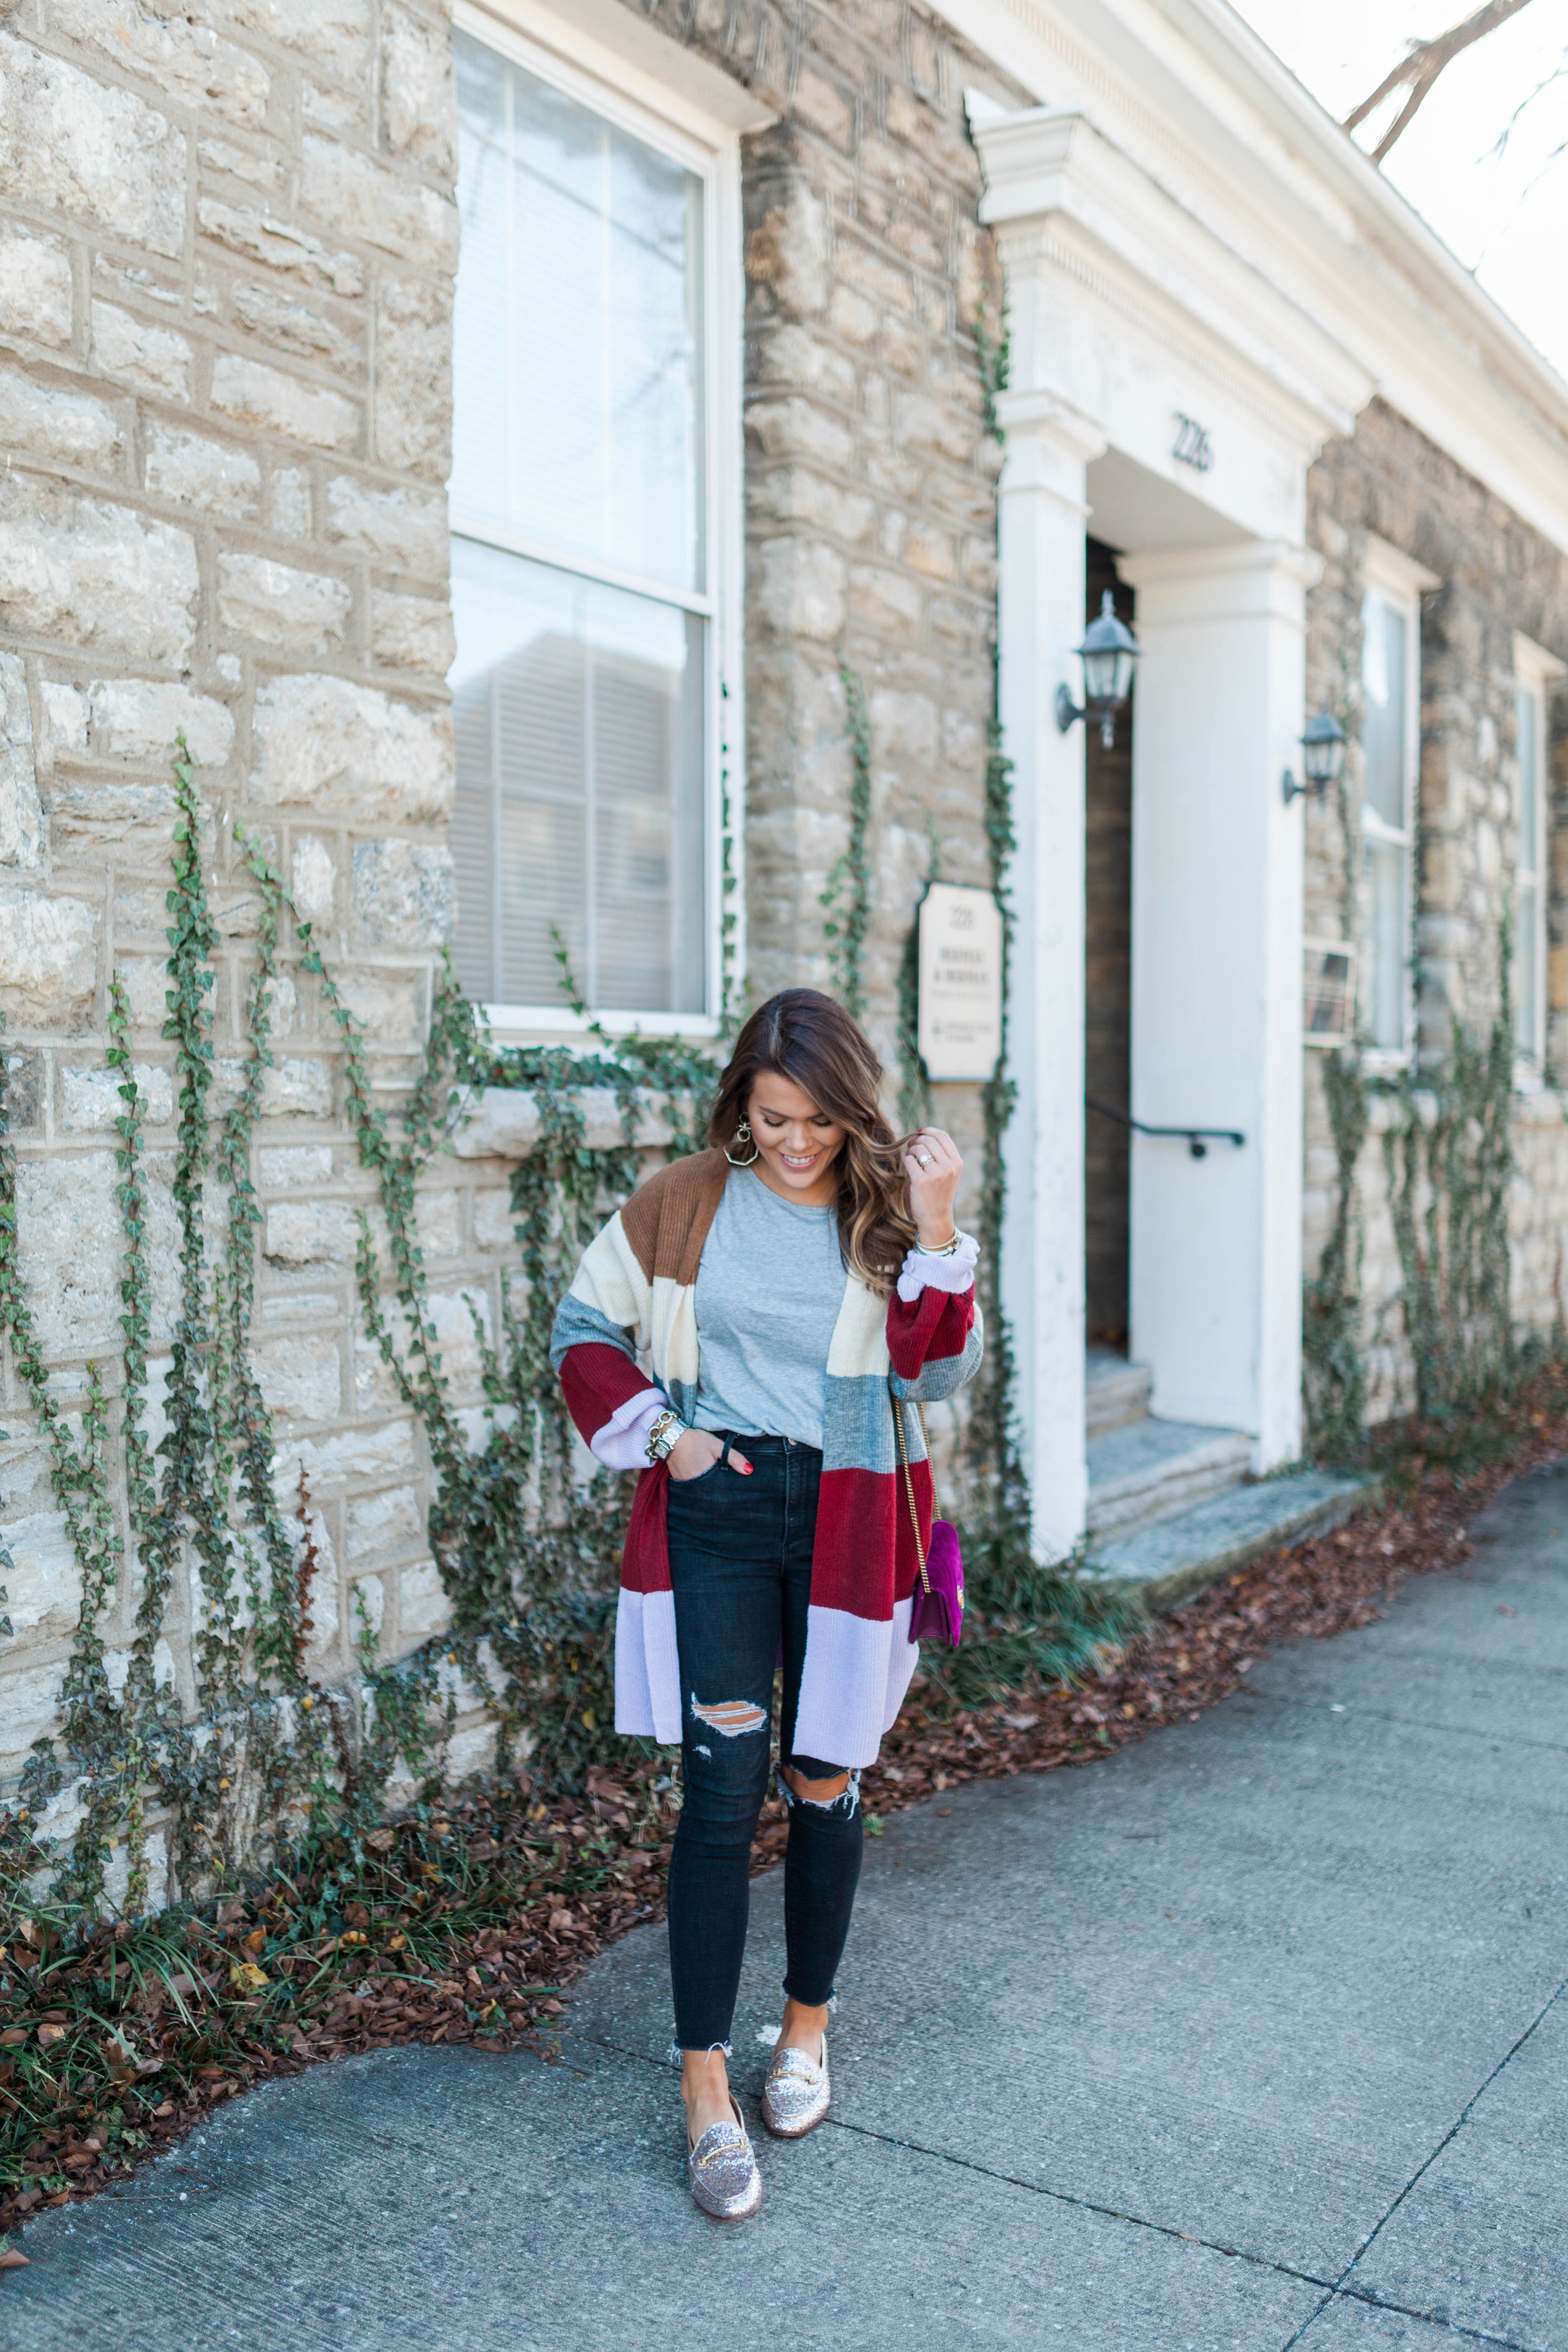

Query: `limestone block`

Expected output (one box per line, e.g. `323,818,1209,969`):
210,352,358,450
143,423,261,519
218,554,351,652
290,835,337,926
0,476,196,663
269,467,312,537
752,466,874,544
197,201,365,298
229,278,356,370
0,222,73,346
450,1087,540,1158
264,1198,359,1267
0,1438,48,1511
59,1061,173,1131
371,588,455,674
345,1481,422,1560
332,971,422,1054
253,673,452,824
89,680,235,767
414,1190,460,1258
50,0,269,126
0,1510,82,1638
114,952,175,1031
0,891,98,1030
444,1720,497,1782
754,539,846,641
253,1057,333,1117
356,1286,489,1413
394,1554,451,1643
253,1331,343,1423
0,651,42,872
324,473,447,576
223,0,370,85
301,136,459,270
91,302,191,400
473,1187,518,1250
11,1150,121,1351
258,1144,335,1187
745,183,829,316
38,683,86,770
381,5,457,174
0,363,121,470
0,35,185,259
869,688,939,766
302,81,363,135
352,838,454,947
373,277,452,479
0,1659,65,1772
848,563,922,632
277,1416,415,1495
748,397,855,472
199,136,285,196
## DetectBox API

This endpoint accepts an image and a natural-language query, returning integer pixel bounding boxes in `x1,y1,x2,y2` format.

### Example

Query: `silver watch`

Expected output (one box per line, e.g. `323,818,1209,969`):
645,1408,686,1464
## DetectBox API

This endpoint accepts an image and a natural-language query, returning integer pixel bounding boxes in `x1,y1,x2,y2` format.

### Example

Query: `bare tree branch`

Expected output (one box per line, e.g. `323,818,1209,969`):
1345,0,1538,162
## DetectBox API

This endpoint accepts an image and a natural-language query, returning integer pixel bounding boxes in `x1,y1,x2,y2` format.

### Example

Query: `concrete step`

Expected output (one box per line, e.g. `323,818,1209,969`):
1082,1468,1375,1609
1085,1415,1252,1541
1085,1349,1152,1441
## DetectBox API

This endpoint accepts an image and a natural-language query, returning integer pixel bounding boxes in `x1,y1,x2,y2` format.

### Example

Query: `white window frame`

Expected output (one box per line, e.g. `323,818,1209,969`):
1513,631,1566,1089
451,0,752,1042
1359,537,1438,1073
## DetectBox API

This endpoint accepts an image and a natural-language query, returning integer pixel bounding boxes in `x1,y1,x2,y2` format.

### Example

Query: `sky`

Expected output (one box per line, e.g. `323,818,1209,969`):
1228,0,1568,384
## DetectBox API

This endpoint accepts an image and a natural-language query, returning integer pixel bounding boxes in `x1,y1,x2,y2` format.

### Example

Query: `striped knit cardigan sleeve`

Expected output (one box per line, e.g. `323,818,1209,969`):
550,1148,983,1765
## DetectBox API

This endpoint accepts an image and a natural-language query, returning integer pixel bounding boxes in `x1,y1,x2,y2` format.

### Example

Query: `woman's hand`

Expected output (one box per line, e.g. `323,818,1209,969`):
902,1127,962,1250
667,1428,753,1481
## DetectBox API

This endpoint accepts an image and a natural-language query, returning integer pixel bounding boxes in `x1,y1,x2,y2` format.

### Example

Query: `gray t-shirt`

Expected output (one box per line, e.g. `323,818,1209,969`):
691,1166,845,1451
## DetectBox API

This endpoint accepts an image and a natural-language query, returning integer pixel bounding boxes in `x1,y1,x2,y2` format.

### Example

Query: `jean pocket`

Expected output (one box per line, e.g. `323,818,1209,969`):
668,1456,723,1490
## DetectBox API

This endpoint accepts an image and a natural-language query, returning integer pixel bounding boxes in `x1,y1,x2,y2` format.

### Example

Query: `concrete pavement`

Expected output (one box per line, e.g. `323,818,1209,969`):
6,1461,1568,2351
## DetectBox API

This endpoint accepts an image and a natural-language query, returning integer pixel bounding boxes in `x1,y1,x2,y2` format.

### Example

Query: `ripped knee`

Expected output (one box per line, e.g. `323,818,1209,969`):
690,1693,768,1739
780,1763,861,1816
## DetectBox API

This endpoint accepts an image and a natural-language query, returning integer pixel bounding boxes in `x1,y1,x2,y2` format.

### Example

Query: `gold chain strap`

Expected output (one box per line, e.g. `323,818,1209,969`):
891,1393,931,1595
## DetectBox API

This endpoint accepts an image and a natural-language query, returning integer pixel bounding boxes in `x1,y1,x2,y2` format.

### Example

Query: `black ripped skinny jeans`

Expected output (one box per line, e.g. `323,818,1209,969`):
664,1433,863,2053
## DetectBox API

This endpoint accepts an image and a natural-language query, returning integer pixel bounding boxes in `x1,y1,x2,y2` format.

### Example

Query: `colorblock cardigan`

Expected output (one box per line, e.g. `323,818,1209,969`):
549,1148,982,1769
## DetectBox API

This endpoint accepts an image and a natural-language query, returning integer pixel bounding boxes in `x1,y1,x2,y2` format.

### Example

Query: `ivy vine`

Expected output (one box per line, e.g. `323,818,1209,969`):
820,659,874,1018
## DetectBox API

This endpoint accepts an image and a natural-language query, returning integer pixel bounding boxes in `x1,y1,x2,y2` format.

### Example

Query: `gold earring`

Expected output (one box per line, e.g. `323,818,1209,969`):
725,1115,760,1168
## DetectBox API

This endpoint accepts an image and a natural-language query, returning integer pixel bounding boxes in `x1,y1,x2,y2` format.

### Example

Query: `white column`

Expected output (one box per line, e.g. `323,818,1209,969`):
1117,541,1316,1467
995,391,1105,1559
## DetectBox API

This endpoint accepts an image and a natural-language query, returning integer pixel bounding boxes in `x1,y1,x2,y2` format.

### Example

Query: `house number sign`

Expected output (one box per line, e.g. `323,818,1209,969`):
1172,412,1213,472
917,883,1003,1081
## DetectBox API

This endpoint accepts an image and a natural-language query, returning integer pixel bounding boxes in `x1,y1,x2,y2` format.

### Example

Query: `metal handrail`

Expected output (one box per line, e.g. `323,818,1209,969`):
1085,1096,1245,1161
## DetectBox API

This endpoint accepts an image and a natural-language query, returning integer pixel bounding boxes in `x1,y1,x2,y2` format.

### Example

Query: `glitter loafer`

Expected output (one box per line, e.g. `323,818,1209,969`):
761,2036,830,2140
687,2095,764,2221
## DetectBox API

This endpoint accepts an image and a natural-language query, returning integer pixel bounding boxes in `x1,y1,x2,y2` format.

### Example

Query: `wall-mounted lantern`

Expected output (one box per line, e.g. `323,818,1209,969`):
1055,591,1140,750
1281,707,1347,804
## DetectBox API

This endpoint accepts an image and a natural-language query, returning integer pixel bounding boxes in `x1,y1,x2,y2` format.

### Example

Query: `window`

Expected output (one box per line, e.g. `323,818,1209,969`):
449,18,737,1028
1359,543,1432,1059
1513,634,1564,1078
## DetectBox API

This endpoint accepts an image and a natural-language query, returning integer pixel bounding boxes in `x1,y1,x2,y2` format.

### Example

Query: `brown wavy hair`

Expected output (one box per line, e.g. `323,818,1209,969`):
707,990,917,1291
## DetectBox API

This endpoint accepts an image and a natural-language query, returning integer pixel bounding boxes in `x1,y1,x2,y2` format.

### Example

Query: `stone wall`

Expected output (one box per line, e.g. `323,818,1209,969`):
631,1,1024,1238
0,0,509,1860
1303,397,1568,1419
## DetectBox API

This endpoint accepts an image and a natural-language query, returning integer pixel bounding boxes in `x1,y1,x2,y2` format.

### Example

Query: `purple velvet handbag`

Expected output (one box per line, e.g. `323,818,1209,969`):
894,1396,964,1648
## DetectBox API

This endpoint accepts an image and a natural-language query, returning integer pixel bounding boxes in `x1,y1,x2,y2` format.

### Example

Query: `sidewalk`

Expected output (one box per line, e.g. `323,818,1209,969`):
6,1463,1567,2352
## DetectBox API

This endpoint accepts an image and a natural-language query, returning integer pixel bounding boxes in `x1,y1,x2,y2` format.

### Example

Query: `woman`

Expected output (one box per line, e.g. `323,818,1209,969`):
551,990,981,2220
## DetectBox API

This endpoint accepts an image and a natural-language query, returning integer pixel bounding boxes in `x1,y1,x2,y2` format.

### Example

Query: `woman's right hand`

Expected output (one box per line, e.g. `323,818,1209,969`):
667,1429,753,1481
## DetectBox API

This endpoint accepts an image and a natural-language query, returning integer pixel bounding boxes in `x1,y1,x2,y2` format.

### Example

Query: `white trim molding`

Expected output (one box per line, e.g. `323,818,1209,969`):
948,0,1568,560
